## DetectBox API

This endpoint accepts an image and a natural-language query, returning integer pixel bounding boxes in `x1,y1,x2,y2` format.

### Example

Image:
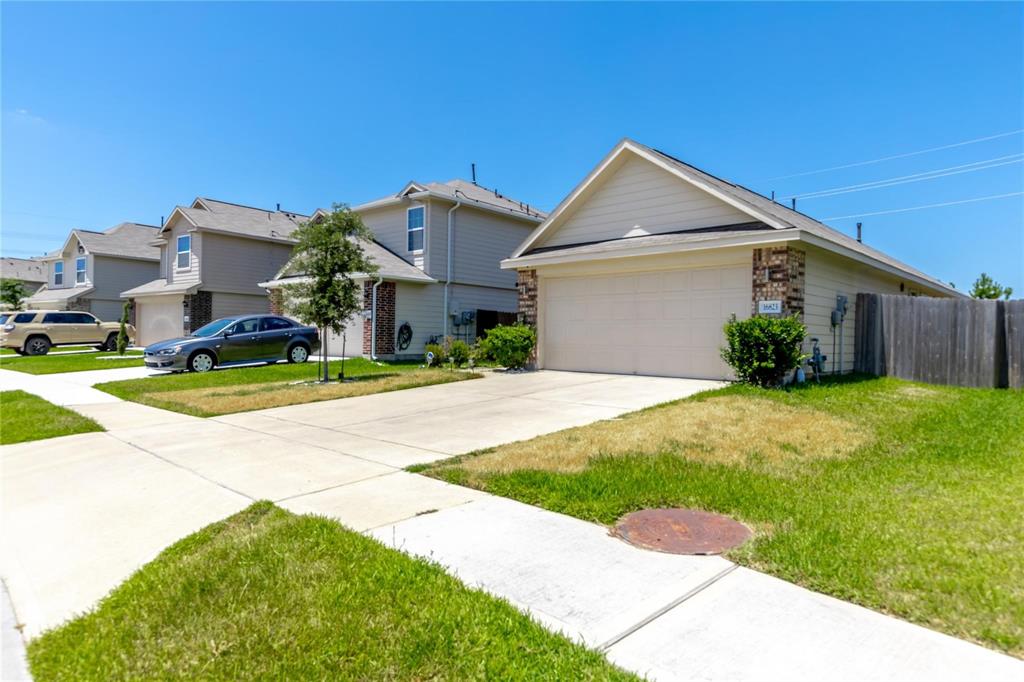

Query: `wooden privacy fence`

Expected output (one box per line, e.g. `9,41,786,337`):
854,294,1024,389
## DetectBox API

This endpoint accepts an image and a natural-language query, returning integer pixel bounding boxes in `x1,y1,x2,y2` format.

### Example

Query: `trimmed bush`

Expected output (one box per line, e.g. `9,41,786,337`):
425,338,472,368
478,324,536,370
424,343,445,367
721,314,806,388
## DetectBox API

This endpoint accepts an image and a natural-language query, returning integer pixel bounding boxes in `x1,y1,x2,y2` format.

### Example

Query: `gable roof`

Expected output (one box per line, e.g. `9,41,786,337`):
40,223,161,262
507,138,960,296
161,198,309,243
0,257,47,283
354,179,546,223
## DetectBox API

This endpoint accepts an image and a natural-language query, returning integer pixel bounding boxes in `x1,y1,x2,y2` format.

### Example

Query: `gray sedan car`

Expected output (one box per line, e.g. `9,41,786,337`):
144,314,320,372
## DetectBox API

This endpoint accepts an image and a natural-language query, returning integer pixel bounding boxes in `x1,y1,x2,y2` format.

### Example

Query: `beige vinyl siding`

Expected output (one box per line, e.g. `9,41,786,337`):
394,282,444,357
427,201,448,281
89,255,159,303
448,283,517,315
201,233,293,296
450,206,532,290
165,218,201,286
211,292,272,319
803,245,944,373
360,204,424,274
538,153,753,250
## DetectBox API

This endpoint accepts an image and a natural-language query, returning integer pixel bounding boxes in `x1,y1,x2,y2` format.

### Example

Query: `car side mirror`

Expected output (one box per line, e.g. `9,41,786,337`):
223,328,234,337
96,320,101,324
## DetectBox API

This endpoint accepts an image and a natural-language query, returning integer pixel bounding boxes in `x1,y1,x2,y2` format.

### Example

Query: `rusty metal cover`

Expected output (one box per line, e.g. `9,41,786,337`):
612,508,751,555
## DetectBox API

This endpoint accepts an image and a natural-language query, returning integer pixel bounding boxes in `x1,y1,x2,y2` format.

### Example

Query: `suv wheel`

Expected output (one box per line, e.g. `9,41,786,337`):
189,351,216,373
102,333,118,352
24,336,51,356
288,344,309,364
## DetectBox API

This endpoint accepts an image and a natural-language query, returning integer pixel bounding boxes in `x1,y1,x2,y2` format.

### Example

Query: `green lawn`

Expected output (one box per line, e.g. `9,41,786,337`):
97,358,477,416
0,391,103,444
0,345,111,355
424,376,1024,657
0,351,144,374
27,503,635,681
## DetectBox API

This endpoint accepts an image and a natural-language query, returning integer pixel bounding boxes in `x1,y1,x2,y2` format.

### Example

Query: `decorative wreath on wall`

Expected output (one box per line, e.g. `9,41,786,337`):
396,322,413,351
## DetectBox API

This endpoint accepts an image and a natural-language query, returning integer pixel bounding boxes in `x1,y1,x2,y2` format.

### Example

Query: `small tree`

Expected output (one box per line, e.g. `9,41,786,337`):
969,273,1013,300
116,301,131,355
0,279,26,310
283,204,378,382
721,315,806,388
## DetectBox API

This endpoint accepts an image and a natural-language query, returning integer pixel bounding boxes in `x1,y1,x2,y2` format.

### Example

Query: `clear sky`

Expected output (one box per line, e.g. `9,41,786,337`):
2,2,1022,293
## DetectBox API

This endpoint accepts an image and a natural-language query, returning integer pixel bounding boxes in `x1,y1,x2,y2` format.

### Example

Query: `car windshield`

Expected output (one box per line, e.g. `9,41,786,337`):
0,314,8,324
190,319,236,338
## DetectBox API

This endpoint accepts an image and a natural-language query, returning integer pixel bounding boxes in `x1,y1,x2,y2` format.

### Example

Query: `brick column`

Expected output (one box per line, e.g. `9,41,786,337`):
362,281,396,356
183,291,212,333
517,269,538,327
751,246,805,318
268,288,284,316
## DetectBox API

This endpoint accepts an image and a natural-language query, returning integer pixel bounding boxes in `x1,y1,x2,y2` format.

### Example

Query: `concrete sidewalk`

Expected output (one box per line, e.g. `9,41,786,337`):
2,369,1021,680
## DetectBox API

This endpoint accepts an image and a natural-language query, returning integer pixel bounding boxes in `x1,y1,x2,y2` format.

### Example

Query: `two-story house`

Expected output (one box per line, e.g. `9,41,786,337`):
0,257,47,300
261,179,545,359
123,198,308,345
25,223,160,320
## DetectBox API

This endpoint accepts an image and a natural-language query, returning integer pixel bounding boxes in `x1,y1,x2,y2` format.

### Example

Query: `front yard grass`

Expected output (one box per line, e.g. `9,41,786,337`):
0,345,109,355
0,351,143,374
97,358,479,416
0,390,103,444
423,376,1024,657
27,502,636,681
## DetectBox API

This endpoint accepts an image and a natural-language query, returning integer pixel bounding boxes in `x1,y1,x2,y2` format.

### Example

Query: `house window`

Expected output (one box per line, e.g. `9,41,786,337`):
177,235,191,269
407,206,424,252
54,262,63,286
75,257,86,284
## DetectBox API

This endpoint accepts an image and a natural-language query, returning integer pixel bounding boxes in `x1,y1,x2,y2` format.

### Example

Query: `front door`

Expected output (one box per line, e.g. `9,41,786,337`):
219,317,261,363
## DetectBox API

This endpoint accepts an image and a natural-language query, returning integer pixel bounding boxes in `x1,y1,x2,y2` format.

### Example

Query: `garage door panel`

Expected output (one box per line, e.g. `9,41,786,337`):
137,297,184,347
541,264,748,380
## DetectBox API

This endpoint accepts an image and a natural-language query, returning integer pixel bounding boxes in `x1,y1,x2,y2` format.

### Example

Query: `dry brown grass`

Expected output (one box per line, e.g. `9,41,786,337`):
142,370,479,416
455,395,869,477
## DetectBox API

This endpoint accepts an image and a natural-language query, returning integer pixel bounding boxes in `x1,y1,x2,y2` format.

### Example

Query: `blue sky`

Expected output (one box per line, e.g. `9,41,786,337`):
2,2,1022,292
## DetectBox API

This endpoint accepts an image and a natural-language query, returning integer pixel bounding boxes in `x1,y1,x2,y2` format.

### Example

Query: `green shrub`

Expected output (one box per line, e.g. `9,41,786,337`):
424,343,445,367
478,324,536,370
721,314,806,388
116,301,131,355
447,339,471,367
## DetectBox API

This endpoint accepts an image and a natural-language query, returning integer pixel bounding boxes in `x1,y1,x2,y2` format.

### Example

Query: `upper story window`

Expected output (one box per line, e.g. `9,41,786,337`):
177,235,191,269
54,262,64,286
75,257,86,284
407,206,425,252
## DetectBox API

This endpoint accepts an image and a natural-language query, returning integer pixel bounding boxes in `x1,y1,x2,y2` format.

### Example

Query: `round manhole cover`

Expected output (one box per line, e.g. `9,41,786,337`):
613,508,751,555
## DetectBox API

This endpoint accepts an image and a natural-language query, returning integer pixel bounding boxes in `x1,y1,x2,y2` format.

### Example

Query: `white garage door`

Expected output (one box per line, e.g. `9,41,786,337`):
320,314,362,357
136,296,184,346
541,265,750,380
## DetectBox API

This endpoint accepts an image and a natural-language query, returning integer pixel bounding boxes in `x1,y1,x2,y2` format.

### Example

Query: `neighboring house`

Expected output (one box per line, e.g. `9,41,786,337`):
0,257,47,300
25,223,161,321
262,180,544,359
123,198,309,346
502,138,960,380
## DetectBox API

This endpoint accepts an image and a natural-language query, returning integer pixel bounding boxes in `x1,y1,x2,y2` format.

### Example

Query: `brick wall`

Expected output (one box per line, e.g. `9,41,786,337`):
752,246,805,318
517,269,538,327
268,288,284,316
183,291,212,333
362,281,396,356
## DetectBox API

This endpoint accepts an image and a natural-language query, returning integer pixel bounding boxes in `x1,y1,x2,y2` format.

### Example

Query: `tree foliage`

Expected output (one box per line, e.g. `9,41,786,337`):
969,273,1013,300
0,279,26,310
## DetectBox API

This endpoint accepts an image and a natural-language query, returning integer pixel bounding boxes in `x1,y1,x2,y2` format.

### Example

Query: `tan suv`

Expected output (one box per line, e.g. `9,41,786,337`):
0,310,134,355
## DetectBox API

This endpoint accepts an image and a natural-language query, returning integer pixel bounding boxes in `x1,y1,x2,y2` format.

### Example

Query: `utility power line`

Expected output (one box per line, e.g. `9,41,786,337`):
783,154,1024,201
765,129,1024,181
823,192,1024,220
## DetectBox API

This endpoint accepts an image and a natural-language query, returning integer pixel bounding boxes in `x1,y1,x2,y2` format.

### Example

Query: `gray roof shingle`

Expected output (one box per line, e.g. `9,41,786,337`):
0,257,47,283
72,222,161,260
173,198,309,241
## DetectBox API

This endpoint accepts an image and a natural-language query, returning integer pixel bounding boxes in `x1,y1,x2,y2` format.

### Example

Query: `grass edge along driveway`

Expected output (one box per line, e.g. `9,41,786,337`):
0,351,143,375
96,358,480,417
423,376,1024,658
26,503,637,681
0,390,104,444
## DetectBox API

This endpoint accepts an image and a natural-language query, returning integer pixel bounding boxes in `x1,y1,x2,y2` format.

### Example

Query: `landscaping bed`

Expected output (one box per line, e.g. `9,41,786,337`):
27,503,635,681
0,390,103,444
423,376,1024,657
0,351,143,374
97,359,479,416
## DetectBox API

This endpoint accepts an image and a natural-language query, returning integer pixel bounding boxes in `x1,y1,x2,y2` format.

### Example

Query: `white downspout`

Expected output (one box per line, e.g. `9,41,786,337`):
370,275,383,360
443,200,462,338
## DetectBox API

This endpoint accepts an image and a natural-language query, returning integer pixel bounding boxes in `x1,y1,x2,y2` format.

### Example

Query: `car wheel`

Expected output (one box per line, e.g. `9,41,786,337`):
25,336,51,356
189,351,216,373
288,344,309,364
103,333,118,352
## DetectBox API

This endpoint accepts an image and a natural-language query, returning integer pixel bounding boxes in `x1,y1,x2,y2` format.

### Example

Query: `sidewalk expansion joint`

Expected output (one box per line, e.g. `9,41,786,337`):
597,563,739,652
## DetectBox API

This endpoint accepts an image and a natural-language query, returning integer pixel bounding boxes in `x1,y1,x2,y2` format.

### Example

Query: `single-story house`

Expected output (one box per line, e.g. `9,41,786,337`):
26,223,161,321
261,179,544,359
501,138,960,380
